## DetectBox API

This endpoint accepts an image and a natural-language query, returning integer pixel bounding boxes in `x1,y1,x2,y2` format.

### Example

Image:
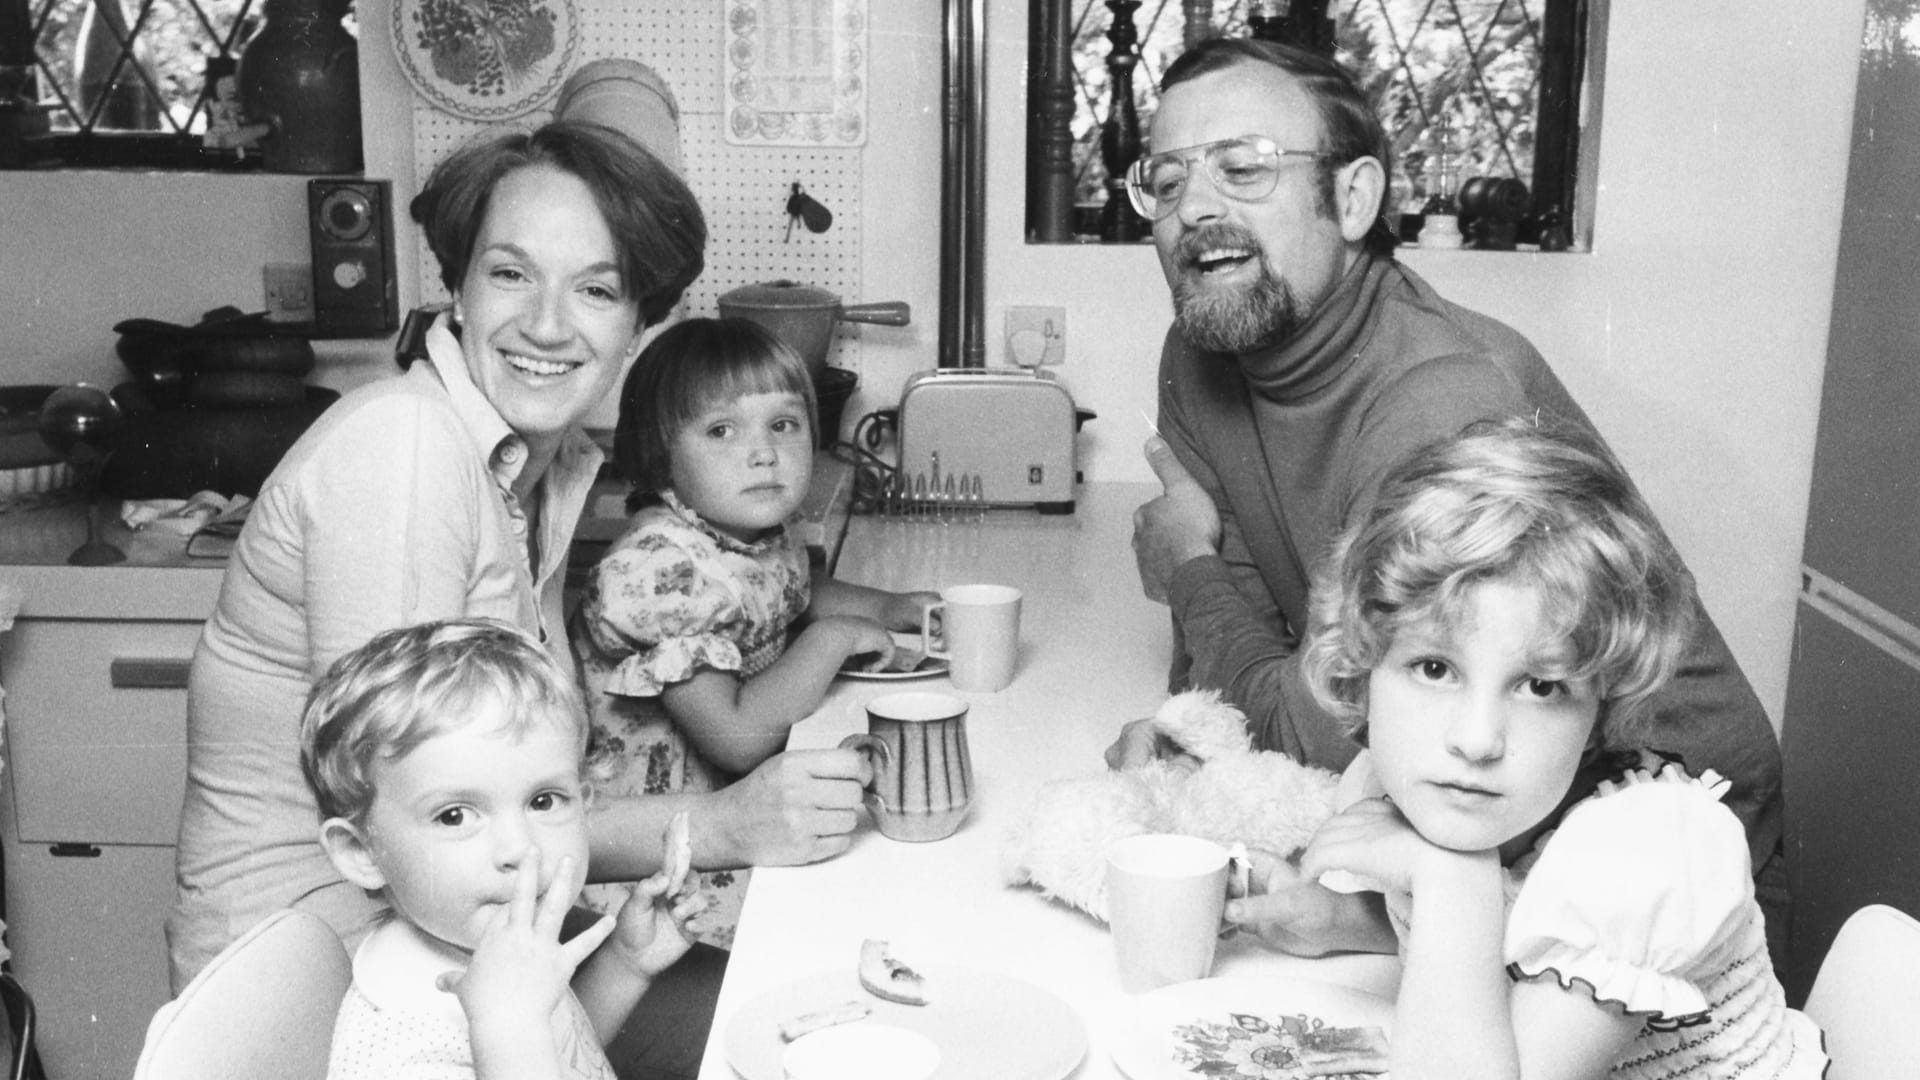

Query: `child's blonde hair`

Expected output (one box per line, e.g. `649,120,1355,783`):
298,618,587,825
614,316,818,510
1302,417,1696,749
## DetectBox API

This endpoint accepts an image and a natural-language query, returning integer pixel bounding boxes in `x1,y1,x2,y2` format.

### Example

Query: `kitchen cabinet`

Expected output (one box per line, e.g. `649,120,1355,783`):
0,458,851,1079
0,506,220,1080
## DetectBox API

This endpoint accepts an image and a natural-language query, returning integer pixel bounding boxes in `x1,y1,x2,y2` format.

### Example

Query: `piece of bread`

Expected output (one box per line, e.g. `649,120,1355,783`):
778,999,873,1041
664,811,693,887
857,939,929,1006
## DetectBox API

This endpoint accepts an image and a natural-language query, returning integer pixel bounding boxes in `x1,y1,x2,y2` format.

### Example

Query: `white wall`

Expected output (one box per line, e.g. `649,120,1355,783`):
0,0,1870,725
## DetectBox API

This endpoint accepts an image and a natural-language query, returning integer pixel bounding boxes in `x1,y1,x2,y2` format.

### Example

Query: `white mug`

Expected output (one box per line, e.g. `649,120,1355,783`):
922,584,1021,692
1105,833,1232,992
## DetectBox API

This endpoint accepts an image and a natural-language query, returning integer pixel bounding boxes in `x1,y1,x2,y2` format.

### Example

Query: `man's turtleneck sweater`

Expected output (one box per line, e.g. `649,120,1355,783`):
1155,252,1785,897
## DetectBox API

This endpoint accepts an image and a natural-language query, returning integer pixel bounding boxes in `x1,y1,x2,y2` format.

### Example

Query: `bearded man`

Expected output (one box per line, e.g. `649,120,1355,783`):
1112,36,1789,960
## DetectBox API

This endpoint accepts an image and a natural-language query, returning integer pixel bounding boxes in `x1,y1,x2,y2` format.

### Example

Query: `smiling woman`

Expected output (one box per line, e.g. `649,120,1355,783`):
163,120,709,1076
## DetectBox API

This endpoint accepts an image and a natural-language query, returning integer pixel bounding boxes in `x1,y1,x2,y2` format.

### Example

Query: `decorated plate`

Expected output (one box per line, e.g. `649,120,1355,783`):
391,0,580,121
1111,976,1394,1080
724,963,1086,1080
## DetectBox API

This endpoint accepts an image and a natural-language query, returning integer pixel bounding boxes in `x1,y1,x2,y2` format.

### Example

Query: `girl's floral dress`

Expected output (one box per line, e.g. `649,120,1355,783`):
569,490,810,950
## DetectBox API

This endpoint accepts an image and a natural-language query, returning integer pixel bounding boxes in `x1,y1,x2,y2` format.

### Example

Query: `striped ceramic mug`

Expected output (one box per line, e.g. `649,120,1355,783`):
840,691,975,842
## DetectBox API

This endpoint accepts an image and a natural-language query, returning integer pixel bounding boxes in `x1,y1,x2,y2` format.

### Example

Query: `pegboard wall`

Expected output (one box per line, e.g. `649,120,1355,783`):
407,0,871,372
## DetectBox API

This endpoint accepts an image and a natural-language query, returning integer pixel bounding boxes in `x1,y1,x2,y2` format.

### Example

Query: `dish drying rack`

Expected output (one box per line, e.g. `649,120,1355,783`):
873,453,985,521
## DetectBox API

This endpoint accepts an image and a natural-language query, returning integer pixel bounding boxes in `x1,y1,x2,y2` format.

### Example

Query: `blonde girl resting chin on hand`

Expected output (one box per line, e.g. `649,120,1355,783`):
1295,417,1823,1080
301,619,710,1080
570,317,939,947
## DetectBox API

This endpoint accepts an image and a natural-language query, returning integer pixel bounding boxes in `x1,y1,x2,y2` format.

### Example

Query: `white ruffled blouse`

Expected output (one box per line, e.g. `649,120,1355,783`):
1343,753,1826,1078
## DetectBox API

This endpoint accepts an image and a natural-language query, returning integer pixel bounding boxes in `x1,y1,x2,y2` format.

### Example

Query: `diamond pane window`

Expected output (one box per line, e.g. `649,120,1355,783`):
1034,0,1591,245
2,0,281,168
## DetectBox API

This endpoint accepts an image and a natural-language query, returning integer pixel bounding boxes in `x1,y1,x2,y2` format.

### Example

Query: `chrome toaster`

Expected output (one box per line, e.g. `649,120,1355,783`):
896,367,1081,512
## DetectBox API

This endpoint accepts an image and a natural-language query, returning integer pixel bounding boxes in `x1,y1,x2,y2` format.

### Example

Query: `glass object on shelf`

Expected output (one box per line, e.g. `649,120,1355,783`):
38,384,127,566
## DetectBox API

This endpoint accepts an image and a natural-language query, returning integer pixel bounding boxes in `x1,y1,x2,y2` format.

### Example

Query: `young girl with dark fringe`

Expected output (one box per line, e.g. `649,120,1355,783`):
570,317,938,947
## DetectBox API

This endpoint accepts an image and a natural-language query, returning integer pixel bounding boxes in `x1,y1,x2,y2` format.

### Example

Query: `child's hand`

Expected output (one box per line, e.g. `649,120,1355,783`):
599,814,713,978
438,849,612,1030
812,614,896,667
887,590,945,633
601,876,713,977
1300,797,1450,894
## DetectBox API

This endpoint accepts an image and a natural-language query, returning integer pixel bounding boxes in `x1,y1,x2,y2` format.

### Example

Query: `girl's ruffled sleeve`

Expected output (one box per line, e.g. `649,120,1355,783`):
578,533,746,696
1504,765,1753,1023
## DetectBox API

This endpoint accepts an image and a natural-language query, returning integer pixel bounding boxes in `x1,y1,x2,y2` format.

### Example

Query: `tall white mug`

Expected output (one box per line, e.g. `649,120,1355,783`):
1105,833,1231,993
922,584,1022,692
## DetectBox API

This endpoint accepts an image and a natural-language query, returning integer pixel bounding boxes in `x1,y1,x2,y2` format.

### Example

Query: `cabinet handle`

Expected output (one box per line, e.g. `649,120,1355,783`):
109,657,192,689
49,843,103,858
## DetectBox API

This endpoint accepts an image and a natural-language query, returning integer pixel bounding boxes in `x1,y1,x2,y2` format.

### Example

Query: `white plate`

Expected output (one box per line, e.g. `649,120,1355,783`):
724,963,1086,1080
838,655,950,681
1110,976,1394,1080
782,1022,940,1080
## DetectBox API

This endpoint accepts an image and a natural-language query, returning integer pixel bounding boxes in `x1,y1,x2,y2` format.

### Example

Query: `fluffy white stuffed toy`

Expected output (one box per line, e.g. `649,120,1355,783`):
1002,690,1345,921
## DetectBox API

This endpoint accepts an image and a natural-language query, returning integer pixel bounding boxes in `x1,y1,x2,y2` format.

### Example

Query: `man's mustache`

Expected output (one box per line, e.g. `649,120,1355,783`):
1174,223,1266,268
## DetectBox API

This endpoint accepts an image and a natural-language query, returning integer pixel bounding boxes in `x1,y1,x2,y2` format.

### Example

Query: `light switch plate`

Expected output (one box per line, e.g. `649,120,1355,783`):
1005,305,1066,366
263,262,314,323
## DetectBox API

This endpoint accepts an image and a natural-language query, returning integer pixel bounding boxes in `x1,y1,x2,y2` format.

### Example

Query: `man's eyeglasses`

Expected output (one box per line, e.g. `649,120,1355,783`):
1124,135,1328,221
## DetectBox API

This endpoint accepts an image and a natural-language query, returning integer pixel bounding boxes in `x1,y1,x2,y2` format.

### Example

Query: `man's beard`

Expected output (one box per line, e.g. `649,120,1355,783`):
1169,225,1305,355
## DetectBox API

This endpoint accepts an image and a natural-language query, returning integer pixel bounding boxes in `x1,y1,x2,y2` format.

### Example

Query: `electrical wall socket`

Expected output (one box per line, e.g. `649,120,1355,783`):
1005,305,1066,366
263,262,314,323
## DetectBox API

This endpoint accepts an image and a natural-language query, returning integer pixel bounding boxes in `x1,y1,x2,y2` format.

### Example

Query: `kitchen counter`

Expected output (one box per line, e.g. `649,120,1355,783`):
695,483,1401,1080
0,449,855,621
0,498,225,619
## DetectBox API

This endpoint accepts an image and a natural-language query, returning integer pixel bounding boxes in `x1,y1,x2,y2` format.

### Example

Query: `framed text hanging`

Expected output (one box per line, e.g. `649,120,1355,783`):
722,0,868,147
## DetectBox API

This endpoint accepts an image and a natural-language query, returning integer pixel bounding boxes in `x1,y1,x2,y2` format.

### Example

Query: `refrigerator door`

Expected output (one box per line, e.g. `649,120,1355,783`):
1788,10,1920,1004
1783,593,1920,1001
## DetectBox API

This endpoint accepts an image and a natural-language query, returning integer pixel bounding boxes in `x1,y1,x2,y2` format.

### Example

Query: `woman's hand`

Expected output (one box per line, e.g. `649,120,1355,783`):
708,748,870,866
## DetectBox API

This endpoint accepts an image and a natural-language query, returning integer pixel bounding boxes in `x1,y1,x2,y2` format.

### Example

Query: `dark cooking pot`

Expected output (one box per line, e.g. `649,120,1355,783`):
717,280,910,380
100,380,339,499
115,307,315,410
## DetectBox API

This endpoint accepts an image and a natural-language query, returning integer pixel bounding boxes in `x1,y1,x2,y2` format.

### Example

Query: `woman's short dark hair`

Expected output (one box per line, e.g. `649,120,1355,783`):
1159,37,1398,253
411,120,707,329
614,316,818,508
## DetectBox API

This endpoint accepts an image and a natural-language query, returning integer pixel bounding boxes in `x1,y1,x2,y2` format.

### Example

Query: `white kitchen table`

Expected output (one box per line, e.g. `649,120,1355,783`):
695,483,1400,1080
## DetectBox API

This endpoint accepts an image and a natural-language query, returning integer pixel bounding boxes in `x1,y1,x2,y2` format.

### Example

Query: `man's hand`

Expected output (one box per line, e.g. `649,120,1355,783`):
1132,436,1222,603
1103,716,1202,770
709,748,870,867
1224,847,1396,957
